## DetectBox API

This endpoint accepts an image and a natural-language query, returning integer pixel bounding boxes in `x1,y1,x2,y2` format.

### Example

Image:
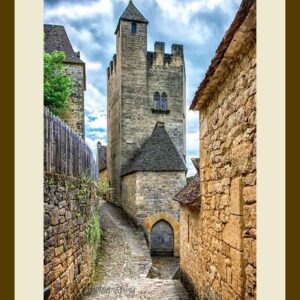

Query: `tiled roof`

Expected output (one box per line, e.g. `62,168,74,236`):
174,158,200,206
190,0,256,110
174,174,200,206
97,142,107,171
44,24,84,64
115,1,148,33
121,122,187,176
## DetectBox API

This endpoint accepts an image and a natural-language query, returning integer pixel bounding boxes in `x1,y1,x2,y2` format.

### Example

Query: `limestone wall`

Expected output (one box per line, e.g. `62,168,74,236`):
122,171,185,226
122,171,185,256
180,40,256,299
146,60,186,158
59,63,85,139
44,173,98,300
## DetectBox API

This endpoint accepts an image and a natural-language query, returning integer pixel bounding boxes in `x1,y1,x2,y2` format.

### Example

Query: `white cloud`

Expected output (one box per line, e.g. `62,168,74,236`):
155,0,240,23
86,111,107,130
162,19,212,45
186,108,199,133
45,0,113,21
186,131,199,176
186,131,199,156
85,83,106,112
81,53,103,71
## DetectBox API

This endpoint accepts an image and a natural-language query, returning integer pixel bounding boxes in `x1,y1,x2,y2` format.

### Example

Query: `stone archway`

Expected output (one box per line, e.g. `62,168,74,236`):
144,212,180,257
150,220,174,256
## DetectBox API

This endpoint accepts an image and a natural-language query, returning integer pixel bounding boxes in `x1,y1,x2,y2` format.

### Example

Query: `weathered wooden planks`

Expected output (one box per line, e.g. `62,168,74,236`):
44,107,98,180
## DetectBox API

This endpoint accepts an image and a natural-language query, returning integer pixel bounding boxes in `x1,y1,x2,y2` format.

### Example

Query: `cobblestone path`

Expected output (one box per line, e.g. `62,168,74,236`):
80,201,190,300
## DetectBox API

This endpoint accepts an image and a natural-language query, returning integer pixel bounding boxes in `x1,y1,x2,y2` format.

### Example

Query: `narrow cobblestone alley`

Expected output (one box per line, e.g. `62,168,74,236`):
80,201,190,300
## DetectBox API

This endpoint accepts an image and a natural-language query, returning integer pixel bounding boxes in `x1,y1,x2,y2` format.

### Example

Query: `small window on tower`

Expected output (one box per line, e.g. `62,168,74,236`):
161,93,168,111
131,22,137,33
153,92,160,110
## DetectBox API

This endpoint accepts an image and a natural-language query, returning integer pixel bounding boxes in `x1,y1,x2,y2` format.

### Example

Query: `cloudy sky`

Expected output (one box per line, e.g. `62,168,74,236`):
44,0,241,176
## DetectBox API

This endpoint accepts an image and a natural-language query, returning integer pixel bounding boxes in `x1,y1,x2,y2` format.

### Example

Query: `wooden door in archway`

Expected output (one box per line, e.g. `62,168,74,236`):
150,220,174,256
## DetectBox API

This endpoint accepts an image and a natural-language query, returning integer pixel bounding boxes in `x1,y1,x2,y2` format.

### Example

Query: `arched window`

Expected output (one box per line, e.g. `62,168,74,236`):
161,93,167,111
153,92,160,110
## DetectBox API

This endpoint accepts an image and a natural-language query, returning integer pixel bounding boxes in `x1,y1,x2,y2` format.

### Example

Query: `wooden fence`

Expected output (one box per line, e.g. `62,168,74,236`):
44,107,98,181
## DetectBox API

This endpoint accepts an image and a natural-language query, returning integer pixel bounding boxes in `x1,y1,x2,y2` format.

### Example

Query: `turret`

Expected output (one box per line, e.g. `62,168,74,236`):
114,0,148,35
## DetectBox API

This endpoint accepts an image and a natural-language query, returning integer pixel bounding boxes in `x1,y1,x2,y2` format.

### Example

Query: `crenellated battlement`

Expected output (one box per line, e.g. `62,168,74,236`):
148,42,184,68
107,54,118,79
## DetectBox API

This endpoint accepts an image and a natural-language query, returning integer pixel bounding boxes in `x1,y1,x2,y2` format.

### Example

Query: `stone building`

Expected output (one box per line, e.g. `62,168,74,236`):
107,0,186,207
177,0,256,299
44,24,86,139
121,122,186,256
97,141,108,199
107,1,186,256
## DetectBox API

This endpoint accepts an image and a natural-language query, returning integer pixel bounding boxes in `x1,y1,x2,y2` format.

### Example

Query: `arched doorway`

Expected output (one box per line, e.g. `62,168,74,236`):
150,220,174,256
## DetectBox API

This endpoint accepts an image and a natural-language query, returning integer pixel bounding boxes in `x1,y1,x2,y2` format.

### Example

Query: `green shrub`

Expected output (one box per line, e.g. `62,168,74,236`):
85,213,102,262
44,51,73,116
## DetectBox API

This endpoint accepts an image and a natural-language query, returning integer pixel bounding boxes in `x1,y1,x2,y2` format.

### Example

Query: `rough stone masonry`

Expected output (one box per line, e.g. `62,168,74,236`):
44,174,98,300
179,0,257,299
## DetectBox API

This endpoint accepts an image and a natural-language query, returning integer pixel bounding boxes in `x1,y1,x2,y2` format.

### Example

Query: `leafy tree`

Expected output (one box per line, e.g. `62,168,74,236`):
44,51,73,116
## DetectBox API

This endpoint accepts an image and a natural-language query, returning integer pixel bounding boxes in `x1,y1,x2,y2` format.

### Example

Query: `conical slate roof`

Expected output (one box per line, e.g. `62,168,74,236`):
44,24,84,64
115,0,148,34
121,122,187,176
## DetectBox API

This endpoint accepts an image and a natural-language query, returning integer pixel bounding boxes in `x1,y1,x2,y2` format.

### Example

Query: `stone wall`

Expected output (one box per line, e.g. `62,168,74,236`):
59,63,85,139
44,173,98,300
147,44,186,158
99,169,110,201
122,171,186,256
180,38,256,298
99,169,107,186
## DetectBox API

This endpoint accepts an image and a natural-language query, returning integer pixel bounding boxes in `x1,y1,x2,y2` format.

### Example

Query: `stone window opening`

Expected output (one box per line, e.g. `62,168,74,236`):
152,92,170,114
153,92,160,110
160,92,168,111
131,22,137,33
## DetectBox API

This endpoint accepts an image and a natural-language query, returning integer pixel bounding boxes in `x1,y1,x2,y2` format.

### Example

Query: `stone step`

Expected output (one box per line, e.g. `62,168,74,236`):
82,278,190,300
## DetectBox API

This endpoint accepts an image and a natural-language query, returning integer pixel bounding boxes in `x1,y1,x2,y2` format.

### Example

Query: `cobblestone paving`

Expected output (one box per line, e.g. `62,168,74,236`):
80,201,190,300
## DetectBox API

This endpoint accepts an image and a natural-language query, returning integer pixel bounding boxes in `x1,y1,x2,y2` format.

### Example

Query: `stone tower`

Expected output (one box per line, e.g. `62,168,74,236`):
107,1,186,206
44,24,86,139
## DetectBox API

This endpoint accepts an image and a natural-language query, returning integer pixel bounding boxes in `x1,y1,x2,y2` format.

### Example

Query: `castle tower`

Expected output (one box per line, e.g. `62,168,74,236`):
44,24,86,139
107,1,186,207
